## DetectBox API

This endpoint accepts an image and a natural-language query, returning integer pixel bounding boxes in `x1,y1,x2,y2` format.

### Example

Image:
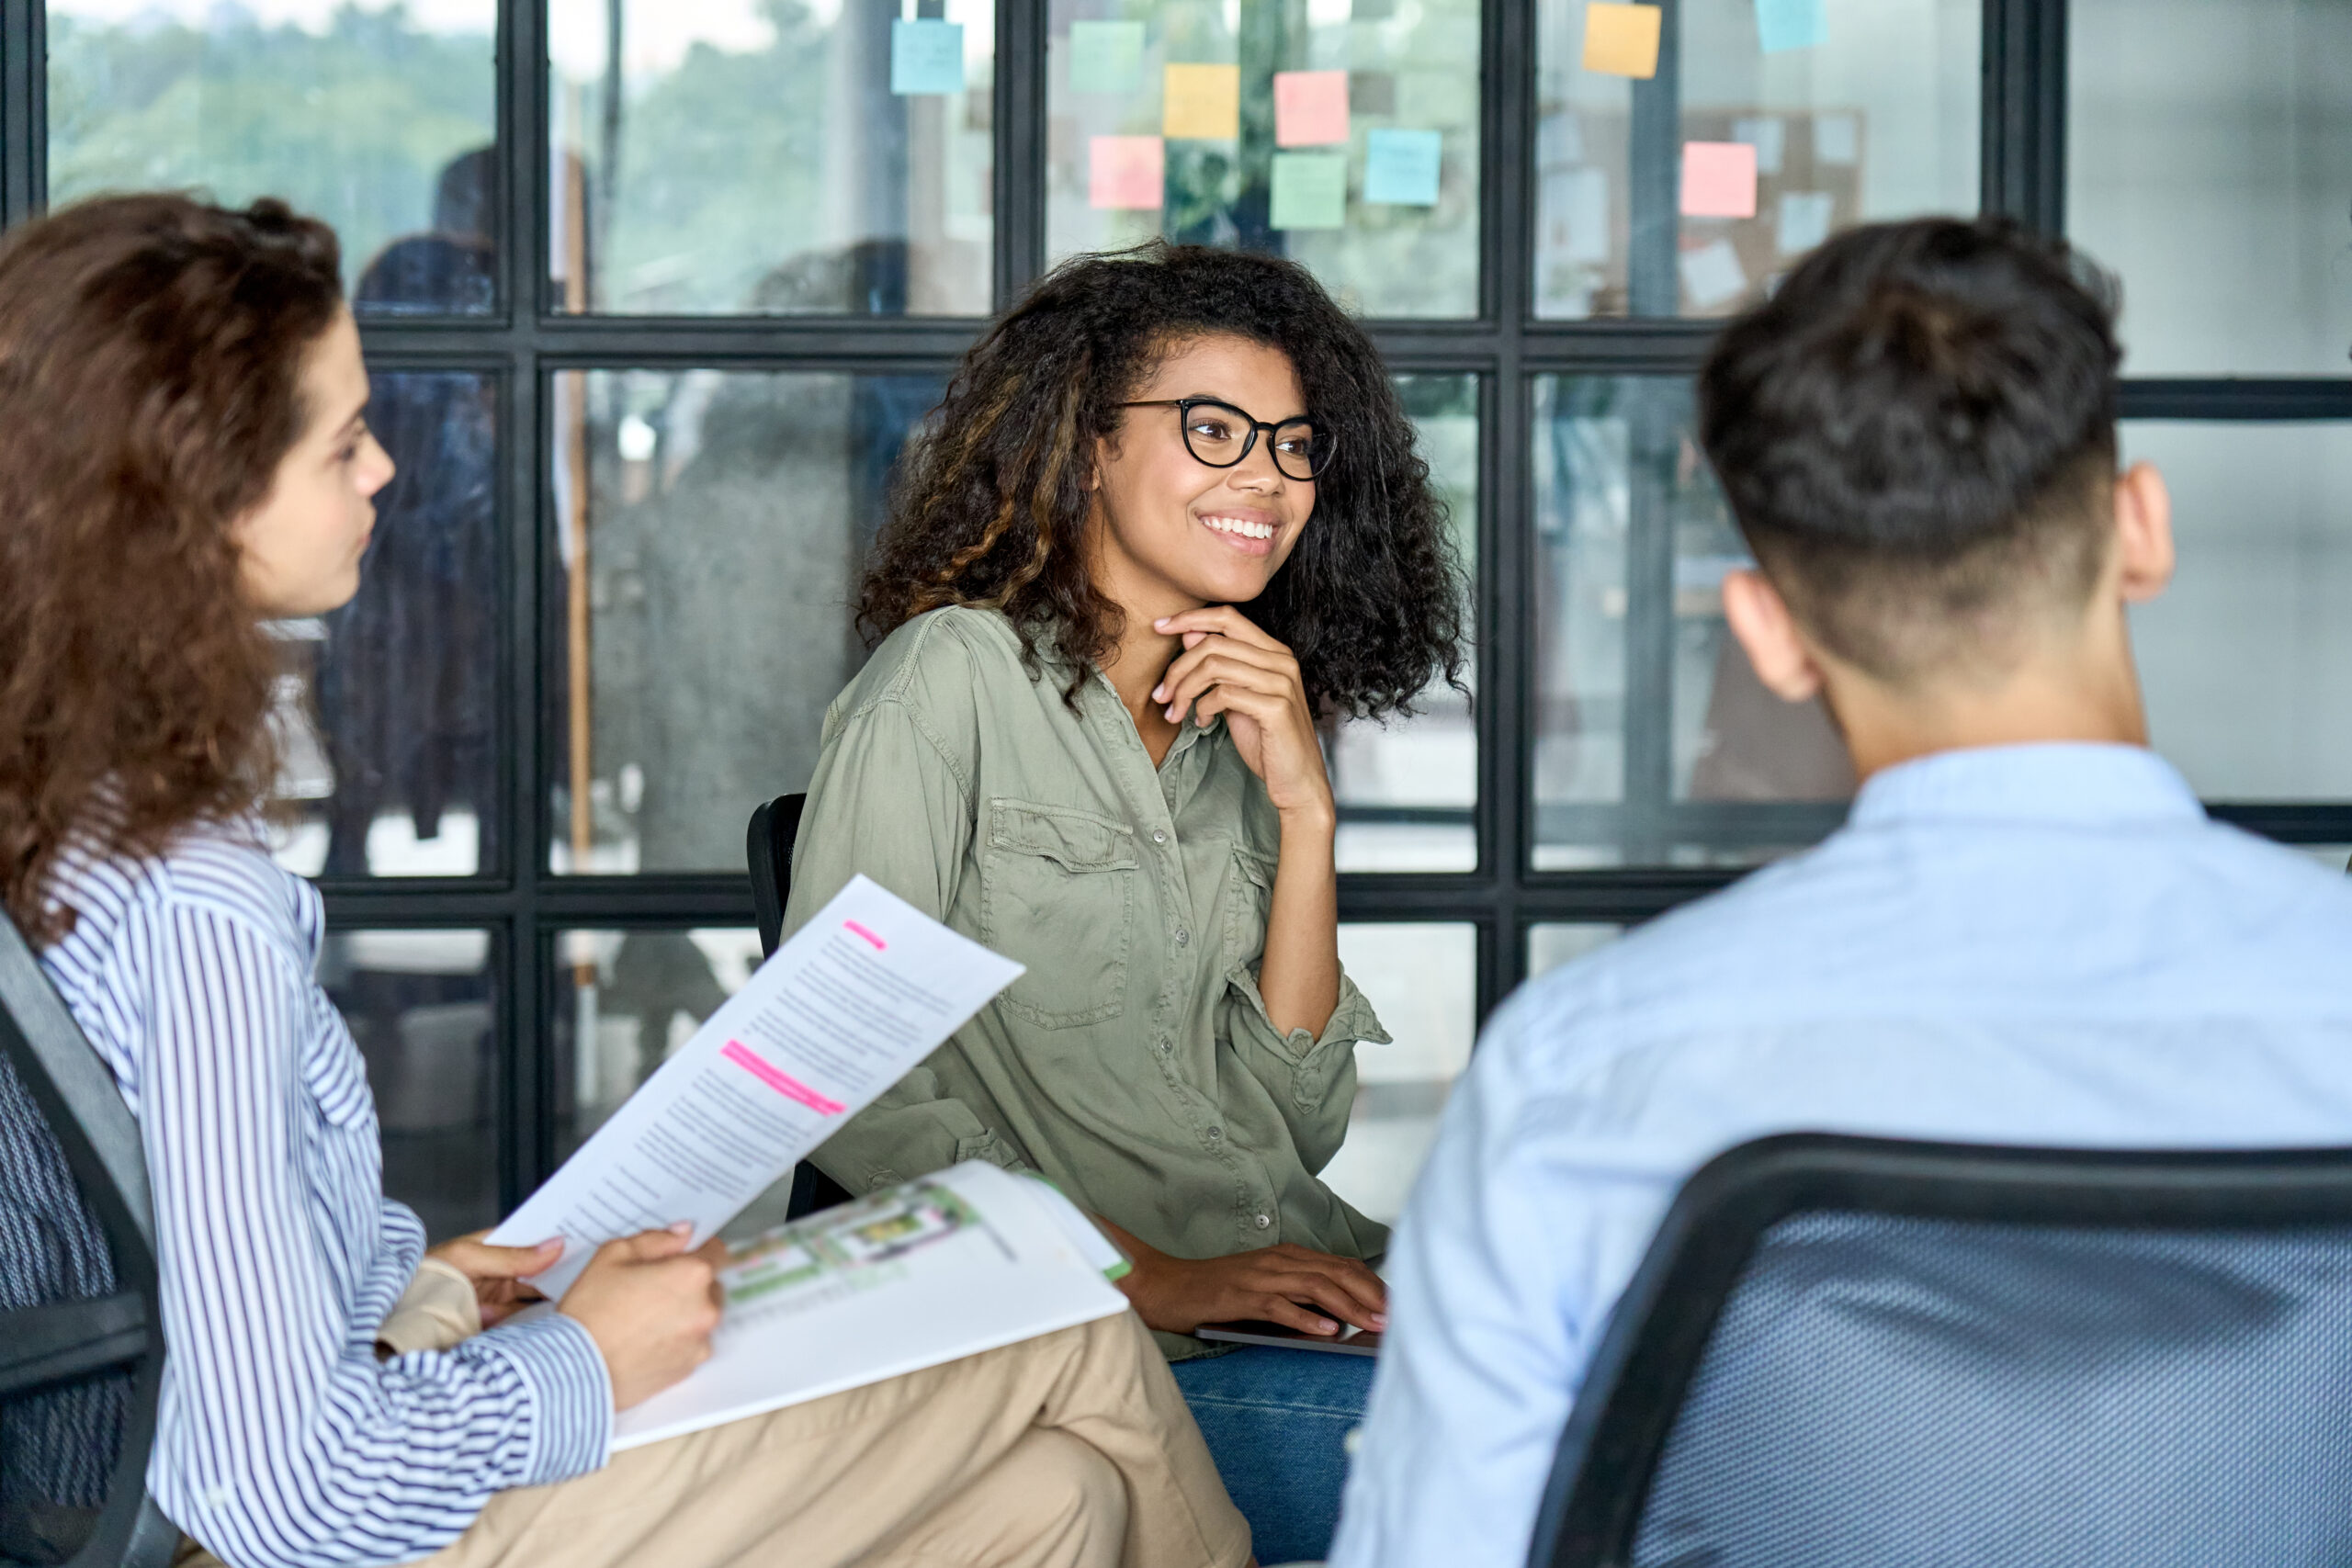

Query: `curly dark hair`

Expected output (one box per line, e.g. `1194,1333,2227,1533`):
0,194,344,942
858,242,1467,717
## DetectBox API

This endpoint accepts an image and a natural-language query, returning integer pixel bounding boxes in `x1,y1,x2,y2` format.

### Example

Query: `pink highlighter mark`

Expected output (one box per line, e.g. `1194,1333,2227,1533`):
722,1041,847,1116
842,919,887,951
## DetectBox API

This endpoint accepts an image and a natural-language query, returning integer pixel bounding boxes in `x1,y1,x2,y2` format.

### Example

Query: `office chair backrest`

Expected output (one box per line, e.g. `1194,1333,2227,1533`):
0,911,175,1568
1532,1134,2352,1568
747,793,807,961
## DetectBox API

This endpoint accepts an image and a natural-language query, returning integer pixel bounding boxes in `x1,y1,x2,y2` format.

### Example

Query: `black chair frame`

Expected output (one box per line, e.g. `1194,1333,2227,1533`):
746,793,853,1221
1529,1132,2352,1568
0,913,177,1568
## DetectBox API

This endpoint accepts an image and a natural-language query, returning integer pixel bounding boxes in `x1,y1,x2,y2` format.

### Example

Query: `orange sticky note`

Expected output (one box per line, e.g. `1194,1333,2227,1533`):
1089,136,1165,209
1680,141,1758,218
1582,3,1661,78
1164,62,1241,140
1274,70,1350,147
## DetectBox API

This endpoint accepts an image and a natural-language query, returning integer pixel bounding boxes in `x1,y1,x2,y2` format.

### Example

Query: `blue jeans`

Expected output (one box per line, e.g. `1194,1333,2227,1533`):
1170,1347,1374,1565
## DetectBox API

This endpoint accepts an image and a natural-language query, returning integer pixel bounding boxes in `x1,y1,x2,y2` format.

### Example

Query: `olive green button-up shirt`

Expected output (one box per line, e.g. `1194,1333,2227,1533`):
784,606,1391,1351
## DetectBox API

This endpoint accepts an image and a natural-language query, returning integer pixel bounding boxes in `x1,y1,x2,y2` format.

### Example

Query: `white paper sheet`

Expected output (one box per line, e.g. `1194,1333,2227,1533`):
608,1162,1130,1450
489,875,1023,1297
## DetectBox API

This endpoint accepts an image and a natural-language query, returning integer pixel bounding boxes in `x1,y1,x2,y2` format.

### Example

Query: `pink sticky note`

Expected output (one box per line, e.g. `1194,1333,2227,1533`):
1089,135,1165,209
1274,70,1350,148
1680,141,1758,219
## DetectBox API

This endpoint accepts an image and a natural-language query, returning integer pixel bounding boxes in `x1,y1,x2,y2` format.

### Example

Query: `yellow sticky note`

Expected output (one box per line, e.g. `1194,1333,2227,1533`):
1583,2,1662,79
1164,62,1241,140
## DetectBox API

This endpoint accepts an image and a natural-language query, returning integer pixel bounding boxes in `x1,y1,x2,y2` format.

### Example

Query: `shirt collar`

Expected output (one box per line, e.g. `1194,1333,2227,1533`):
1848,742,2205,832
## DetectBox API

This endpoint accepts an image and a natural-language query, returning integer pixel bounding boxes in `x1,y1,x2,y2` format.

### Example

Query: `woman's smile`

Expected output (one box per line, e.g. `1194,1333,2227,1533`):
1197,505,1280,556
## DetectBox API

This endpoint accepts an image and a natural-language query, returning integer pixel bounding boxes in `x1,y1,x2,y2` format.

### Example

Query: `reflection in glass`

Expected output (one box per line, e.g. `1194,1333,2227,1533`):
1046,0,1480,318
549,0,993,314
2124,423,2352,799
1532,0,1978,319
2070,0,2352,375
1329,374,1478,873
1531,376,1849,870
320,928,498,1241
551,369,944,874
1317,924,1476,1225
552,929,800,1237
1525,921,1623,978
48,0,497,314
270,371,499,878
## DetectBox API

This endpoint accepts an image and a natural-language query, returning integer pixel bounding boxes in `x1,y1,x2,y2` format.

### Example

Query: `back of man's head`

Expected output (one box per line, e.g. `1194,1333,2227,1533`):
1698,217,2123,684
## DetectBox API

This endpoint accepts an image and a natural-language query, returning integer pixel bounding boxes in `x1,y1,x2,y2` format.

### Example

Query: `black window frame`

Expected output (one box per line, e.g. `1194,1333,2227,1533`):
4,0,2346,1215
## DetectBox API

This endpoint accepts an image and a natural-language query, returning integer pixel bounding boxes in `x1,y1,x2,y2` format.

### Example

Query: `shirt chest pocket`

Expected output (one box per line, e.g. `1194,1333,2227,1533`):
981,800,1138,1029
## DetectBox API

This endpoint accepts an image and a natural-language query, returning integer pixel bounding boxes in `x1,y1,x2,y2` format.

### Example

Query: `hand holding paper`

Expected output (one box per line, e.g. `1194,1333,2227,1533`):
489,875,1023,1296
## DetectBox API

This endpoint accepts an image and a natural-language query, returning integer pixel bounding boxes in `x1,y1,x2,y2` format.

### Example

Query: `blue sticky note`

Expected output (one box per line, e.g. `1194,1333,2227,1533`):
1363,128,1442,206
891,18,965,95
1754,0,1826,52
1068,19,1145,93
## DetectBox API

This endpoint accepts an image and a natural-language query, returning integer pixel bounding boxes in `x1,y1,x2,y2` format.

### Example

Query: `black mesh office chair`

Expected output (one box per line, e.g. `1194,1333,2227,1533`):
747,793,854,1221
0,913,175,1568
1529,1133,2352,1568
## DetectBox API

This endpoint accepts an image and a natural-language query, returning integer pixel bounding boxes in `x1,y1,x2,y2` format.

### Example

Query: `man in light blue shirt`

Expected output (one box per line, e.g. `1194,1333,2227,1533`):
1332,217,2352,1568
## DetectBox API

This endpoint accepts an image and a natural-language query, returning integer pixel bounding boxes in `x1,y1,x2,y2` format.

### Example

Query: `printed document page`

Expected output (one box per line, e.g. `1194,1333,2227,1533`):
489,875,1023,1296
610,1161,1131,1450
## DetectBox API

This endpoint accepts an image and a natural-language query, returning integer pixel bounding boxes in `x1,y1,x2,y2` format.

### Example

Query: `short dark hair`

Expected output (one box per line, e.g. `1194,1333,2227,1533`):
1696,216,2122,680
858,241,1467,717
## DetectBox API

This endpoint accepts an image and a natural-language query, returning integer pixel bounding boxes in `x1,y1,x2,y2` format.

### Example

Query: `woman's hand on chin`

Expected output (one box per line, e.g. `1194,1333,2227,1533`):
1150,606,1335,824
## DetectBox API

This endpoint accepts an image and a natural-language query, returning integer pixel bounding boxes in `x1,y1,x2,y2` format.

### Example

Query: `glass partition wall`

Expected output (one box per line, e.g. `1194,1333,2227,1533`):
12,0,2347,1232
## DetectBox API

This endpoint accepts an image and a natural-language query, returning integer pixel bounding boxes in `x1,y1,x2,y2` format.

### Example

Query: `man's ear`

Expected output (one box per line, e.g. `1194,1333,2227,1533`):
2112,459,2175,604
1722,567,1826,704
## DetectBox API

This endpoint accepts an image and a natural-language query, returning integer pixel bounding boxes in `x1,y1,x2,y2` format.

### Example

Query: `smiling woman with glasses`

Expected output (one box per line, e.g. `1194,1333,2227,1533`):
775,240,1466,1563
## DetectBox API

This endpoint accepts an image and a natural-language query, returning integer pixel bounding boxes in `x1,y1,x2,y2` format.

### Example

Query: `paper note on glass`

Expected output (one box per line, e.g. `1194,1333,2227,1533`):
1679,239,1748,308
1275,70,1350,146
1582,2,1662,78
1680,141,1758,218
1164,62,1240,139
489,875,1023,1297
1731,115,1785,176
1363,129,1442,206
1777,189,1836,255
1067,19,1145,93
889,18,965,95
1814,113,1860,165
1754,0,1827,53
1271,152,1348,229
1090,135,1166,209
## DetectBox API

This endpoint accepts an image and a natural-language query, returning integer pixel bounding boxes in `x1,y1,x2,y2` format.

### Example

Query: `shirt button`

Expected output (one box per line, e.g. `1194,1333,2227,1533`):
1153,829,1168,844
1175,928,1191,947
1207,1126,1222,1141
1254,1213,1272,1230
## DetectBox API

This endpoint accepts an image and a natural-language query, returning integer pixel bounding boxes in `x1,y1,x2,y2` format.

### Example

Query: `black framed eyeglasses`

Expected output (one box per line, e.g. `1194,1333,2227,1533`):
1118,398,1334,482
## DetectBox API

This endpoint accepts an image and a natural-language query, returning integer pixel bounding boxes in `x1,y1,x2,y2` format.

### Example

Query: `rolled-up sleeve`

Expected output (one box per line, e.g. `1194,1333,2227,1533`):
138,904,611,1568
1222,964,1390,1176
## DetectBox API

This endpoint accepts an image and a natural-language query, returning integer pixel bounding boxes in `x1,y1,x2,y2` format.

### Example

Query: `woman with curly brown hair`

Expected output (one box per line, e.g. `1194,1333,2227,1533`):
0,195,1247,1568
783,242,1468,1562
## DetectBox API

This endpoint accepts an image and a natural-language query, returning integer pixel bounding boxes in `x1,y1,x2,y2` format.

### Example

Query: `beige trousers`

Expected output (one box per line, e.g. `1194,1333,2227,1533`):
179,1269,1250,1568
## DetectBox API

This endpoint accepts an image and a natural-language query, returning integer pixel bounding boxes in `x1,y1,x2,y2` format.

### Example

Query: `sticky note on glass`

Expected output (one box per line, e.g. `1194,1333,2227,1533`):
1755,0,1827,52
1731,115,1785,176
1814,113,1859,165
1583,3,1662,78
1363,128,1442,205
1067,20,1145,93
1679,239,1747,308
1680,141,1758,218
1090,136,1165,209
1164,62,1240,139
1776,190,1836,254
1274,70,1350,147
1544,165,1611,262
889,18,965,95
1271,152,1347,229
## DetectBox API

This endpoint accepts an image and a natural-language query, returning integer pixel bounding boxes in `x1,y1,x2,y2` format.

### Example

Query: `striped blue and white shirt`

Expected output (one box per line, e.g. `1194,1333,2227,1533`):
37,821,611,1568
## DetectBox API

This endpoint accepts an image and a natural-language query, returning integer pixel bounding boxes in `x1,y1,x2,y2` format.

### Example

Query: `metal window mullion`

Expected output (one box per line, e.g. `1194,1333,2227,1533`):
1982,0,2065,230
1,0,41,224
994,0,1046,307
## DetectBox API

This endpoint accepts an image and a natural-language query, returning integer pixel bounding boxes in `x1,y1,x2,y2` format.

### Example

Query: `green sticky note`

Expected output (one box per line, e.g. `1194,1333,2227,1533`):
1068,19,1145,93
1270,152,1347,230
